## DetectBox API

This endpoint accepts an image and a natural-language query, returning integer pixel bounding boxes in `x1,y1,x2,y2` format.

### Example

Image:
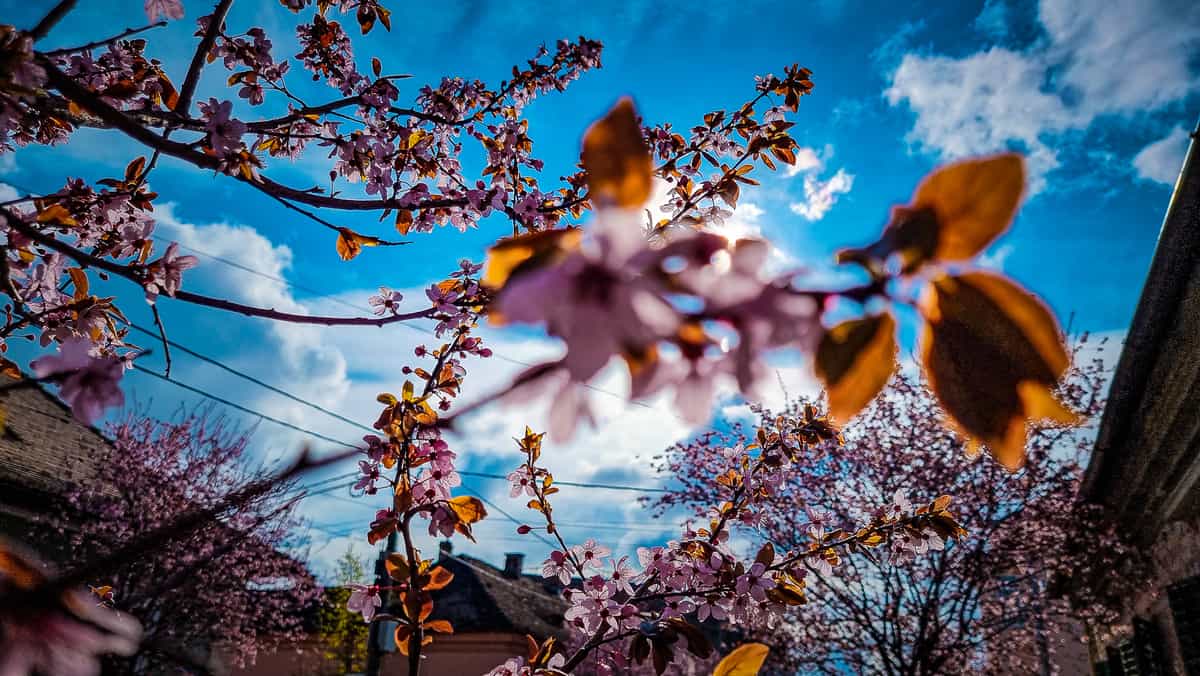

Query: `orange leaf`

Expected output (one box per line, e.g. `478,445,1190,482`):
67,268,89,302
815,313,897,422
920,271,1078,470
581,97,653,208
424,619,454,634
395,209,413,236
335,227,380,261
912,153,1025,262
713,643,770,676
385,553,409,581
424,566,454,591
446,495,487,525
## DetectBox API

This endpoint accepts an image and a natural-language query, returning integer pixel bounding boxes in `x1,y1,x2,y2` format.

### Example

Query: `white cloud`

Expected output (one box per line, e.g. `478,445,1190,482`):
151,204,352,456
789,168,855,221
978,242,1015,270
1133,126,1191,185
884,0,1200,194
784,145,828,177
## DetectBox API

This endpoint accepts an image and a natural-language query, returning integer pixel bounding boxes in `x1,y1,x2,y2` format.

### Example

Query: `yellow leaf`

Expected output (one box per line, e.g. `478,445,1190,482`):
581,97,653,208
920,271,1078,470
446,495,487,525
713,643,770,676
815,313,897,422
913,153,1025,262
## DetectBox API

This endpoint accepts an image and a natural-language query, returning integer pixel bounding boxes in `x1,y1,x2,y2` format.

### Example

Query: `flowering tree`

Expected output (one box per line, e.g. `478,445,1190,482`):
0,1,1089,674
54,412,320,671
652,355,1145,675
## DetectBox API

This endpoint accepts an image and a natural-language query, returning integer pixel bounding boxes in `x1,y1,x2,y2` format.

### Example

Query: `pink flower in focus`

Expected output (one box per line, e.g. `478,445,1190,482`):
368,287,403,316
734,562,773,602
346,584,381,622
31,339,125,424
506,466,537,498
541,550,572,585
571,539,610,572
142,243,198,304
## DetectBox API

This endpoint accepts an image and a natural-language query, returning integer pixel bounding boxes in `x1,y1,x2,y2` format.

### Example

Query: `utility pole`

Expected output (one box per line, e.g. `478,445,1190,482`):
365,529,399,676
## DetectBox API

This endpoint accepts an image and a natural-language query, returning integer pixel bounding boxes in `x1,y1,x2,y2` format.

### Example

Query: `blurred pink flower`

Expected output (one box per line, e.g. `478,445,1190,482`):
31,339,125,424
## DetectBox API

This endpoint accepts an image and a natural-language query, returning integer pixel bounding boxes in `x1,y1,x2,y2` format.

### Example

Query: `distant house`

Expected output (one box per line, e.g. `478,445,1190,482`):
378,542,568,676
233,542,568,676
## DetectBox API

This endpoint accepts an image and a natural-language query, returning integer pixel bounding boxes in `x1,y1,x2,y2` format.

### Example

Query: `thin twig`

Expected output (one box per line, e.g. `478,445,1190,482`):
29,0,78,40
150,303,172,378
41,21,167,57
175,0,235,116
0,208,437,327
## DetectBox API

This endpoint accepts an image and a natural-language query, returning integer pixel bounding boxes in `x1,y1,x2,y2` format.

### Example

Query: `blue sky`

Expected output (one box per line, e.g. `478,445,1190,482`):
3,0,1197,578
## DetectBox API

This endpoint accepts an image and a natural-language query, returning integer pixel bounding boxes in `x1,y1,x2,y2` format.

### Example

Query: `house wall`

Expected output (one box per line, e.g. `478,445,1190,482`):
381,632,529,676
225,632,530,676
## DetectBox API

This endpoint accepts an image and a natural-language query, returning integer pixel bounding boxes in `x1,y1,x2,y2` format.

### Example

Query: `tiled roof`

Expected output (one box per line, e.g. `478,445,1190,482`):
0,375,108,506
420,553,568,640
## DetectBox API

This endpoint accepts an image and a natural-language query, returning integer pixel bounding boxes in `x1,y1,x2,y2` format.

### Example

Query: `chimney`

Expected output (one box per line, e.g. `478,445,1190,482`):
438,540,453,561
503,552,524,579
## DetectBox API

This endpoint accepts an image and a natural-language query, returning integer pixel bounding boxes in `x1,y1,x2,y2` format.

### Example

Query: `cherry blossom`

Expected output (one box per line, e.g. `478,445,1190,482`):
345,584,381,622
30,338,125,424
141,243,199,304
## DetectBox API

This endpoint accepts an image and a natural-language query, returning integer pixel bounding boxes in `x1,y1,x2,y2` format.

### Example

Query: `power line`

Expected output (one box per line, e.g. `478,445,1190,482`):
129,364,357,450
127,322,374,436
460,483,556,549
129,355,669,494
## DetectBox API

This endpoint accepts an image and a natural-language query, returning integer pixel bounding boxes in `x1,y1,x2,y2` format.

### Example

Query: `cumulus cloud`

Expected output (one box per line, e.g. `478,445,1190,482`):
790,169,855,221
1133,126,1191,185
152,204,352,449
784,145,828,177
884,0,1200,194
780,143,854,221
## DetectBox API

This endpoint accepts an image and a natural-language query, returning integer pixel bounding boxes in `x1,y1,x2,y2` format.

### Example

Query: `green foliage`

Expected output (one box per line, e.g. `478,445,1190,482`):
313,548,370,675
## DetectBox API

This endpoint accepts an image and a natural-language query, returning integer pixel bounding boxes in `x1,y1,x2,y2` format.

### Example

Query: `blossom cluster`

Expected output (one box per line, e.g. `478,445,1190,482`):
489,414,966,674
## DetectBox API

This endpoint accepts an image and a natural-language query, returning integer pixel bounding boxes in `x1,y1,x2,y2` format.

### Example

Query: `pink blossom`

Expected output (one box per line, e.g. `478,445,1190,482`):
31,339,125,424
346,584,381,622
144,0,184,22
197,98,246,157
541,550,572,585
734,562,773,602
142,242,198,304
0,593,142,676
495,211,678,386
368,287,403,316
506,466,537,498
607,557,636,596
571,539,611,572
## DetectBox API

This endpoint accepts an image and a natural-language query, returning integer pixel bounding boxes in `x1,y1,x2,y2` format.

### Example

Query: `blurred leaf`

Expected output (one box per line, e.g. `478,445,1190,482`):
920,271,1078,470
481,228,581,291
582,97,652,208
815,313,897,422
914,153,1024,262
713,643,770,676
